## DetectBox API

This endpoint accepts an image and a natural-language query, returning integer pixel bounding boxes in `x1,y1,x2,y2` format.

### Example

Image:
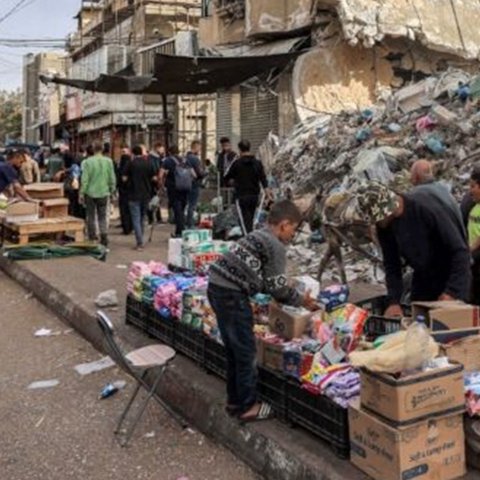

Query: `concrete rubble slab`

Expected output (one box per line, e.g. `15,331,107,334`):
318,0,480,60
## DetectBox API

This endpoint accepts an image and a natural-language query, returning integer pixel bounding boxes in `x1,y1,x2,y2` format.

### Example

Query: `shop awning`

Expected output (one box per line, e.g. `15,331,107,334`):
40,51,301,95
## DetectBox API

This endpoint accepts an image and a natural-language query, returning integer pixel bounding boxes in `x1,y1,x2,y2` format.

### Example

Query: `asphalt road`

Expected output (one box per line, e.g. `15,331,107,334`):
0,271,258,480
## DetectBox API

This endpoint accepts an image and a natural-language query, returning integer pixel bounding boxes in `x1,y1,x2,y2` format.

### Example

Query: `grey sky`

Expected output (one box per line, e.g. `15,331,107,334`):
0,0,79,91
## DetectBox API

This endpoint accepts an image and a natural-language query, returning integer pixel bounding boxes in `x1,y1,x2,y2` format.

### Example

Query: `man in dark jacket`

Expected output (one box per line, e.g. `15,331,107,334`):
117,146,132,234
224,139,270,234
185,139,205,228
356,182,471,317
147,142,165,225
122,144,156,250
216,136,237,187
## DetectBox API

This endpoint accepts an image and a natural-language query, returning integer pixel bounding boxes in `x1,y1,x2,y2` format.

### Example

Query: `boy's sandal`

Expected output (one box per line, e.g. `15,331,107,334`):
239,402,274,424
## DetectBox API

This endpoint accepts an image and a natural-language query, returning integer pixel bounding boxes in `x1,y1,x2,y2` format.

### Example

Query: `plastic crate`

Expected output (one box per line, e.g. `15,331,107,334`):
257,366,289,422
287,380,350,458
149,312,175,346
356,295,411,316
125,295,150,333
174,322,206,365
364,315,402,341
204,337,227,380
355,295,389,315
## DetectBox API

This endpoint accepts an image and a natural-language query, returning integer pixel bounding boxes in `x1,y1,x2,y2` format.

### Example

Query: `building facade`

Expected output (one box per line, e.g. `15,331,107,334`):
22,52,68,145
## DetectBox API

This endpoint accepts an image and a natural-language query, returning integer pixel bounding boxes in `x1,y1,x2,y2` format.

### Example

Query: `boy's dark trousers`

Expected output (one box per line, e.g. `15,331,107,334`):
207,283,257,413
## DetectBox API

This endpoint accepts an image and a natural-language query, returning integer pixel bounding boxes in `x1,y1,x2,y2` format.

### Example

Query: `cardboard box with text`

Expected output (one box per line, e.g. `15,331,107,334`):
349,404,466,480
360,364,464,426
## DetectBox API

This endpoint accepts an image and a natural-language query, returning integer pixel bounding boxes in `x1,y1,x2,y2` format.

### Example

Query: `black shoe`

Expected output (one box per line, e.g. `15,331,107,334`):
100,234,109,247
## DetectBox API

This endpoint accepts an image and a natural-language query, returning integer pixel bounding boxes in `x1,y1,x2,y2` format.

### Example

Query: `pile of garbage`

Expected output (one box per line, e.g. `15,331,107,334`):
273,69,480,199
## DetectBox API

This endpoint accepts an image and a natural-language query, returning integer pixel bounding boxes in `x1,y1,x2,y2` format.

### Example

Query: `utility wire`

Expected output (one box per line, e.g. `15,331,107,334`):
0,0,31,26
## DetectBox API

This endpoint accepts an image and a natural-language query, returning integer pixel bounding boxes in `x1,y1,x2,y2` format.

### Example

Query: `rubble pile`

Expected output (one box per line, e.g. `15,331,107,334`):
274,69,480,199
275,69,480,284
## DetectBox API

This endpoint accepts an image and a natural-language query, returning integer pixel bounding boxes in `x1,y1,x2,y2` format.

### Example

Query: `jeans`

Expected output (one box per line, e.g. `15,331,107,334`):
186,184,200,228
207,283,257,412
237,195,259,234
128,200,148,246
172,190,188,237
85,195,109,241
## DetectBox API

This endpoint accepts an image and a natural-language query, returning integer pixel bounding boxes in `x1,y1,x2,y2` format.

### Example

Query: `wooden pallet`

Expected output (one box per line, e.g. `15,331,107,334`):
2,216,85,245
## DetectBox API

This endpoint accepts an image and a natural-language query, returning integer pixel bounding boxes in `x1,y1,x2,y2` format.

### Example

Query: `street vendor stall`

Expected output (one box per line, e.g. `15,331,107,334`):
123,228,480,479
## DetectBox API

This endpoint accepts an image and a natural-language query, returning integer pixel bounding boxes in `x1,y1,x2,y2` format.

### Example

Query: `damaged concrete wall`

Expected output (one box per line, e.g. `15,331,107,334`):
245,0,313,39
293,20,479,122
292,43,394,121
320,0,480,60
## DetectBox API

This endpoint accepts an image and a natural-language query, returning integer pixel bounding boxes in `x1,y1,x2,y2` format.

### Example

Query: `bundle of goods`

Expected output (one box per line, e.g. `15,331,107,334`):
260,282,368,410
168,229,231,273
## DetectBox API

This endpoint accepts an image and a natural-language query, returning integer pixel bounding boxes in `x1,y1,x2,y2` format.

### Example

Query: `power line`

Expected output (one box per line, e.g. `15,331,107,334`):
0,0,31,26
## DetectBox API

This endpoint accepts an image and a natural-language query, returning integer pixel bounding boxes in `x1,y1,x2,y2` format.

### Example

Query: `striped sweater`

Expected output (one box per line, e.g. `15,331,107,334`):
209,228,301,306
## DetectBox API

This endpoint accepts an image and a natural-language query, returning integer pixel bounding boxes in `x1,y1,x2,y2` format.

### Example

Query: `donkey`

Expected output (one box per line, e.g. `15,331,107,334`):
301,189,382,285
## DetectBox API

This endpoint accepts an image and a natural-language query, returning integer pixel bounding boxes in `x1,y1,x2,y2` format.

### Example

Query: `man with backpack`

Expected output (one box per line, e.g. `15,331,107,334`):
225,139,270,234
159,145,194,237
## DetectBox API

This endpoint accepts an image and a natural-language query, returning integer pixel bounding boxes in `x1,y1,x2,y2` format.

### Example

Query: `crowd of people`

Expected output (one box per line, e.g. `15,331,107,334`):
0,135,272,251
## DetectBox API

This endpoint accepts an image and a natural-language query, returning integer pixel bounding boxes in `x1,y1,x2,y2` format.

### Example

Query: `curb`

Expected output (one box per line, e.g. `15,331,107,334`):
0,256,363,480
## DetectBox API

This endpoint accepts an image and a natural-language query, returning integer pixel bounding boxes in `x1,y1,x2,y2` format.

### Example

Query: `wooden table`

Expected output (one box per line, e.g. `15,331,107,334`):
1,216,85,245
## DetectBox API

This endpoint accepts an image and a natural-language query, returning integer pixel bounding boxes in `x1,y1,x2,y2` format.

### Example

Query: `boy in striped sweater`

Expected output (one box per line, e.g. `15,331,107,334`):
208,200,318,422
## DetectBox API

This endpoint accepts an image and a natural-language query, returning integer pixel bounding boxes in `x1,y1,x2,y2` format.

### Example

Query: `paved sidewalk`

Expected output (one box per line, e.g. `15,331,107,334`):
1,225,474,480
0,271,258,480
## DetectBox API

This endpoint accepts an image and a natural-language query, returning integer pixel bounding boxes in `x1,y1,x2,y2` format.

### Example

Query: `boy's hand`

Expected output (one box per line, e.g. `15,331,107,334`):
302,290,320,311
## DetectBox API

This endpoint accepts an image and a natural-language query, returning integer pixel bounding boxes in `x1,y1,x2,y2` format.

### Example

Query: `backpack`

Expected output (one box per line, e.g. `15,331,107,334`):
173,156,195,192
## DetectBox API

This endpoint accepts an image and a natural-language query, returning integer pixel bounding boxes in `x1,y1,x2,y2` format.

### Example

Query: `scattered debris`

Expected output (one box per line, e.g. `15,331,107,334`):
35,415,46,428
95,289,119,308
28,379,60,389
116,264,128,269
34,328,61,337
74,356,115,376
98,380,127,399
144,431,155,438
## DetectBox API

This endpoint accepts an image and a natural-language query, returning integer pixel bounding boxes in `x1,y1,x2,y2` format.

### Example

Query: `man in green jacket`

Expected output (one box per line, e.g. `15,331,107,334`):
80,141,116,246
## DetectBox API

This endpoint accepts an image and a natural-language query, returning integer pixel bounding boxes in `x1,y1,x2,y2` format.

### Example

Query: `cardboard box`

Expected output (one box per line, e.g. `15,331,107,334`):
349,404,466,480
360,364,465,426
412,301,480,331
0,200,39,222
268,302,312,340
24,182,64,200
440,334,480,372
41,198,69,218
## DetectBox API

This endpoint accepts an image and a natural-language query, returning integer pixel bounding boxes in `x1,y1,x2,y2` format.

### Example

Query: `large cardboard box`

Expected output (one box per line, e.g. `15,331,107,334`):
349,404,466,480
0,200,39,222
360,364,464,426
268,302,312,340
440,334,480,372
24,182,64,200
41,198,69,218
412,301,480,331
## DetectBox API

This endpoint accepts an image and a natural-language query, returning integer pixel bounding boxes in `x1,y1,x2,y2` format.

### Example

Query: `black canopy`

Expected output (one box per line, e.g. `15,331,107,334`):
40,51,301,94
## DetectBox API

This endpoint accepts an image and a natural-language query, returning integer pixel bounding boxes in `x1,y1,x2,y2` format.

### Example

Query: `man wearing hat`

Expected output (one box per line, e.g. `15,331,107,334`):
357,182,471,317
